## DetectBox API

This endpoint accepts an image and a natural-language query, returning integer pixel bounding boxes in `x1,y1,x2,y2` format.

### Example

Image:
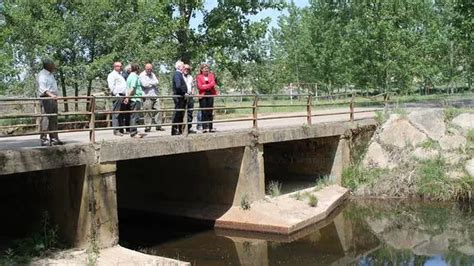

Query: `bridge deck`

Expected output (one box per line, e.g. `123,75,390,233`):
0,108,375,150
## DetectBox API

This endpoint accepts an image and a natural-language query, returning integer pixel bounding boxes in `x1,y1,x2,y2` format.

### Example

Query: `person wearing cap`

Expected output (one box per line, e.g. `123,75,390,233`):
139,63,165,132
183,64,196,134
107,61,129,136
37,58,64,146
196,63,217,133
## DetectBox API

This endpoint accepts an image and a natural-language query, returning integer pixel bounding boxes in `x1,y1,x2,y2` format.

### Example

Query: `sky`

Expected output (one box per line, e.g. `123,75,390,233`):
190,0,309,30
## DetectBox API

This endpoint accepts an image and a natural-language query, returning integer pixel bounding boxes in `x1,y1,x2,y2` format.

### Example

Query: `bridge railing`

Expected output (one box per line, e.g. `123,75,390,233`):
0,93,386,143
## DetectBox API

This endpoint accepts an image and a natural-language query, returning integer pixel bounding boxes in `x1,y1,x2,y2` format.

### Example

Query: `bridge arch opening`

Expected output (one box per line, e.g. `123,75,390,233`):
115,145,263,246
263,136,343,194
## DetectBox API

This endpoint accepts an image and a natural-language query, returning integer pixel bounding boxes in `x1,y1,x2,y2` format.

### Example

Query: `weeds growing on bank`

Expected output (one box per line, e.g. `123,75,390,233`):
375,110,389,124
417,158,474,201
240,193,251,210
342,166,387,191
307,194,318,207
467,129,474,143
314,176,335,191
0,212,62,265
290,192,303,201
419,139,441,150
444,107,461,122
267,181,282,197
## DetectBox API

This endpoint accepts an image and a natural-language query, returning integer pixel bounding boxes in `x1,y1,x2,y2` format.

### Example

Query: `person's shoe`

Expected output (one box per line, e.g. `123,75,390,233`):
41,139,50,146
131,133,146,138
50,139,64,145
156,127,165,131
203,129,208,133
144,128,151,133
209,128,216,133
114,131,124,136
171,131,182,136
188,129,197,134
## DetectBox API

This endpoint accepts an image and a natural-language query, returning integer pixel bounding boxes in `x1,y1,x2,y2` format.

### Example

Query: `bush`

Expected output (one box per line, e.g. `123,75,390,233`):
267,181,282,197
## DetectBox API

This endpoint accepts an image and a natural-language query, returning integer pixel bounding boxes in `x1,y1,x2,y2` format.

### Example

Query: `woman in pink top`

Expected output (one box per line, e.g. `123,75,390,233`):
196,63,217,132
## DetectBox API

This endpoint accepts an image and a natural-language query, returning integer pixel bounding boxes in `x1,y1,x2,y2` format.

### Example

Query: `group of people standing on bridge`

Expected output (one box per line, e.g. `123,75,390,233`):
36,58,218,146
107,60,218,137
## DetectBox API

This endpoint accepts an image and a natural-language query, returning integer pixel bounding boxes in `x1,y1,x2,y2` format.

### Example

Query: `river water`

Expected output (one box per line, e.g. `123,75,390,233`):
119,199,474,265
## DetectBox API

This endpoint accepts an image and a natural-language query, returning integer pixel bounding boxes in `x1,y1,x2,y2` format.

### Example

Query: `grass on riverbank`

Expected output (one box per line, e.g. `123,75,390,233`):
342,153,474,201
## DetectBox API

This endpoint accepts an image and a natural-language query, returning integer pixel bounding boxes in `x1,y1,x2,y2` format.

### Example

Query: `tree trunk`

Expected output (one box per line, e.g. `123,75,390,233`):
74,81,79,111
59,69,69,115
176,3,193,63
86,79,93,111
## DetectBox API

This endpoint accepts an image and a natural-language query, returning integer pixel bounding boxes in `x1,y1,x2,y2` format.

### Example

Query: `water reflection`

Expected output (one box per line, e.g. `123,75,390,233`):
120,200,474,265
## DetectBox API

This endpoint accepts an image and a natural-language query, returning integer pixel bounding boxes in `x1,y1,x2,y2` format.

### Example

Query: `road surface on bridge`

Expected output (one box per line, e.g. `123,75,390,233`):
0,107,378,150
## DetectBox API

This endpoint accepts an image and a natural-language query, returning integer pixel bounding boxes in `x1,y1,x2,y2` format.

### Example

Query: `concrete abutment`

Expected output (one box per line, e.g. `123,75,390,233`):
0,162,118,249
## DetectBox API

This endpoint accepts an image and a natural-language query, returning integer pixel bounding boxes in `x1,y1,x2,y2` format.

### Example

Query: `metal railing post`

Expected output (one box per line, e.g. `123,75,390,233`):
89,96,96,143
349,93,355,122
252,94,259,129
183,95,189,136
306,94,313,125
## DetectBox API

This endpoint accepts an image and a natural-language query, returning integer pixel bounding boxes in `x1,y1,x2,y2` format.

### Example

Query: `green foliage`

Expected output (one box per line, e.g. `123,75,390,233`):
416,158,474,201
394,107,408,119
290,192,303,201
86,233,99,266
240,193,251,210
0,0,283,96
307,194,318,207
0,212,61,265
444,107,461,122
374,111,389,124
467,129,474,143
267,180,282,197
314,175,335,191
342,166,387,191
419,139,441,150
270,0,473,95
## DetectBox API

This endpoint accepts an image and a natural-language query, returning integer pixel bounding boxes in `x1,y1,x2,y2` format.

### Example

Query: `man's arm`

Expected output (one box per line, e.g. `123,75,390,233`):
139,72,152,88
107,73,116,95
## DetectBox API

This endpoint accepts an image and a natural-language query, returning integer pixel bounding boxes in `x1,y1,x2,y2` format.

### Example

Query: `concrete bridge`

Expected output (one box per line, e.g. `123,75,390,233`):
0,116,377,250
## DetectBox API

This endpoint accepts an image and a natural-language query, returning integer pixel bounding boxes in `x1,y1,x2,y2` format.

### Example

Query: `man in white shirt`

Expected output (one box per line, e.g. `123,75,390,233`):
139,63,164,132
107,62,129,136
37,58,63,146
183,64,196,133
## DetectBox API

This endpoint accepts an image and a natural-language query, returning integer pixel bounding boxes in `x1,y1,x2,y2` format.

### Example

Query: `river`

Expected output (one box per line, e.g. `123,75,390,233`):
119,199,474,265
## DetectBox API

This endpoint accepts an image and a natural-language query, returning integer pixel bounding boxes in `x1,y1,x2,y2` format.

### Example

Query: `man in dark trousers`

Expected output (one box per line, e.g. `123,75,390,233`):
171,60,188,135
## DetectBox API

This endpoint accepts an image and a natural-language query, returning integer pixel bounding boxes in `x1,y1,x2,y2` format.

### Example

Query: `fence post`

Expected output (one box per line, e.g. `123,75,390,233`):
306,94,312,125
252,94,259,129
183,95,189,136
349,93,355,122
34,101,41,132
89,96,96,143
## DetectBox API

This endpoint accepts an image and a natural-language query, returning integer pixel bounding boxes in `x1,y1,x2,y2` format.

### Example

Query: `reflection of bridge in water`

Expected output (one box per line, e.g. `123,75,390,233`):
131,200,473,265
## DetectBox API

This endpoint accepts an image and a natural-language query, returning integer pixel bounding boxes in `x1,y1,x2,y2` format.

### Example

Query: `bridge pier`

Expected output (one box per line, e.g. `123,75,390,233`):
48,162,118,248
